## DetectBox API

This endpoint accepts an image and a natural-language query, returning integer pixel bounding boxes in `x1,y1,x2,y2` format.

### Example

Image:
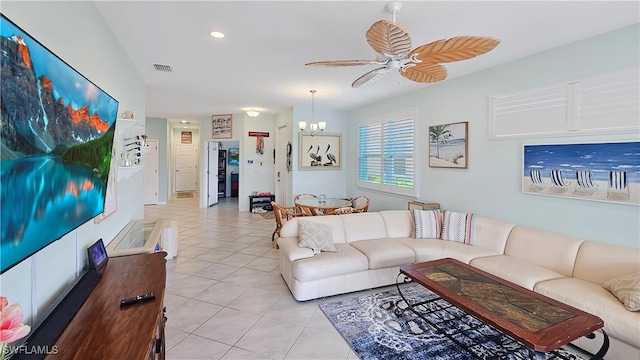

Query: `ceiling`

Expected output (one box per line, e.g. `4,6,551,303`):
93,1,639,128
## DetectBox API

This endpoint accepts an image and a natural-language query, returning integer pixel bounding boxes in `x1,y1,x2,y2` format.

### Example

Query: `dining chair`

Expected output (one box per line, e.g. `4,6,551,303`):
326,206,354,215
349,196,370,213
294,193,320,215
271,201,306,245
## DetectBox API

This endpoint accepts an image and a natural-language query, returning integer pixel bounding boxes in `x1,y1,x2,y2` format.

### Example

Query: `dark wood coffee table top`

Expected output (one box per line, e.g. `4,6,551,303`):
400,258,604,353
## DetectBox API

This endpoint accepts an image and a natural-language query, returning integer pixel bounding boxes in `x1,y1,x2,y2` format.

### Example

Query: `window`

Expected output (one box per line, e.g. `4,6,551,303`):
489,66,639,139
358,109,417,196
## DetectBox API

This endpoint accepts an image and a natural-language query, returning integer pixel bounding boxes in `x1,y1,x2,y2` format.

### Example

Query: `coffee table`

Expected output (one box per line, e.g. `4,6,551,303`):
397,258,608,360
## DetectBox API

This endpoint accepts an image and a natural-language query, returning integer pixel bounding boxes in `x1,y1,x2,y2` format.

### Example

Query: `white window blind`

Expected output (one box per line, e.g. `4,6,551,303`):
358,109,416,196
490,66,639,139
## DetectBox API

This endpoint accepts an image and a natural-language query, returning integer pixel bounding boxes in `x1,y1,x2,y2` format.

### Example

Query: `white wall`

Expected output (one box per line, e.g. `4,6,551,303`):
346,24,640,249
0,2,146,323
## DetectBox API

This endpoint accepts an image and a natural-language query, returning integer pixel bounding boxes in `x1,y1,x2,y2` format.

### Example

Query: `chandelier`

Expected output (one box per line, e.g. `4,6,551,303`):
298,90,326,136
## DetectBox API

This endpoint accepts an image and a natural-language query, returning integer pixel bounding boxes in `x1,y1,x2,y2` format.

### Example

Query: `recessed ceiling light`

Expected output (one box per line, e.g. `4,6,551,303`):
210,31,225,39
179,120,190,124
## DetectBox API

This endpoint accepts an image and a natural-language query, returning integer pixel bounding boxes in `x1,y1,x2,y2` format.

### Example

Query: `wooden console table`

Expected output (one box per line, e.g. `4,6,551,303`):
46,252,167,360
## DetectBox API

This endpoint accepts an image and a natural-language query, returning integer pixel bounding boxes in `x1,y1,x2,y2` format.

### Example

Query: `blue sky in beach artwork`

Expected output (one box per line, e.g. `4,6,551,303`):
523,142,640,183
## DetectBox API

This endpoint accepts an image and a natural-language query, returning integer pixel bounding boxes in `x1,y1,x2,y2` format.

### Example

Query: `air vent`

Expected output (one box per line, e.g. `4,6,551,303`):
153,64,172,73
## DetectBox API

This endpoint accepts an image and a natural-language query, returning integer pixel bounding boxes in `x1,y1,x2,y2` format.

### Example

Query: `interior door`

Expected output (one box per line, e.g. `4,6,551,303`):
175,145,197,192
207,141,219,206
276,125,288,205
143,139,159,204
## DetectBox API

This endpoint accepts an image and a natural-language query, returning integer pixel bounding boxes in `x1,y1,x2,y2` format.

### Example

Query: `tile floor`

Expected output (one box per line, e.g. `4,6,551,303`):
145,196,368,360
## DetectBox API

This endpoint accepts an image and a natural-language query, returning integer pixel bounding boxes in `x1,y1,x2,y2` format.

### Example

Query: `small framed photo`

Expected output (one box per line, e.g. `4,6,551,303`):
299,133,341,170
228,148,239,165
429,121,468,168
212,114,232,139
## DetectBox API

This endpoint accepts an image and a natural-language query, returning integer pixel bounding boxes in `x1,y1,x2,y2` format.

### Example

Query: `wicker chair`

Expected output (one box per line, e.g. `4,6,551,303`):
294,193,319,215
326,206,354,215
271,201,306,245
349,196,370,213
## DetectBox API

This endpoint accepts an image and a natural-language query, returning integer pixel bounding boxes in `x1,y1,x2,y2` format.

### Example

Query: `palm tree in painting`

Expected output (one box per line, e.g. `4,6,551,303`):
429,125,452,159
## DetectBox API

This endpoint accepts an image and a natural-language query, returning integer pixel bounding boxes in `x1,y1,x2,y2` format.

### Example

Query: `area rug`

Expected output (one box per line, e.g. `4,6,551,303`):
320,284,585,360
176,192,193,199
259,210,275,220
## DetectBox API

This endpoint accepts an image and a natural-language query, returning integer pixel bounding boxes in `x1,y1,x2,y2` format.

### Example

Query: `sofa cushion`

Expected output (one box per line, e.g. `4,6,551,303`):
349,239,415,270
291,244,369,282
504,226,583,277
397,238,500,264
280,215,347,244
412,209,441,239
603,272,640,311
341,212,388,243
441,211,474,244
470,255,566,290
379,210,412,238
573,240,640,285
277,237,315,262
471,217,515,255
535,277,640,349
298,221,336,254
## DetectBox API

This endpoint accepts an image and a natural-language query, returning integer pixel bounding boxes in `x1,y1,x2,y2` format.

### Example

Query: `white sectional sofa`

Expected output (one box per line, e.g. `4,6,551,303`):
276,210,640,359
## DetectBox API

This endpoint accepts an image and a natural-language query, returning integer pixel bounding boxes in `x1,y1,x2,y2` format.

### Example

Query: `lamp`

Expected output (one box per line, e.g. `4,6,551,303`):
298,90,326,136
246,110,260,117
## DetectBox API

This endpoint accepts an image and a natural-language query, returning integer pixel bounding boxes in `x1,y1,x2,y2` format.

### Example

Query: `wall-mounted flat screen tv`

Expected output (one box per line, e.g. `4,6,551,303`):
0,14,119,274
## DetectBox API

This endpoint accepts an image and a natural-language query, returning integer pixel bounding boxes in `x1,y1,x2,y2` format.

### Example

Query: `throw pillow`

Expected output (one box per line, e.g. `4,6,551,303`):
441,210,474,245
298,221,337,254
412,209,441,239
603,272,640,311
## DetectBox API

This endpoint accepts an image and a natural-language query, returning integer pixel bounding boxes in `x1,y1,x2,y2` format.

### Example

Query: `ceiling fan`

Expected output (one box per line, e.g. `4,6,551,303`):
306,1,501,88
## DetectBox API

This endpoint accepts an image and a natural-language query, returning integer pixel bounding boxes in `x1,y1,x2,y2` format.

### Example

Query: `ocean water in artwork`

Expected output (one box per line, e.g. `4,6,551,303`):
523,142,640,183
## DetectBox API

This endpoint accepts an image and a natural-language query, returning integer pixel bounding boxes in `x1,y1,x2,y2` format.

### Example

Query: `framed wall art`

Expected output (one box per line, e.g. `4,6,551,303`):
212,114,232,139
522,141,639,206
299,133,341,170
429,121,468,168
228,148,239,165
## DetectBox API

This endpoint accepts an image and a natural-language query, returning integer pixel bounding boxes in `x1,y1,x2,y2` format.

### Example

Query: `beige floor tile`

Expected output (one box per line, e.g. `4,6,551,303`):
262,249,280,259
167,334,231,360
193,308,261,345
221,347,275,360
195,250,235,262
222,268,268,287
166,275,217,298
163,293,190,313
215,242,249,252
235,317,304,359
263,295,318,326
193,281,249,306
195,263,240,281
236,245,272,257
243,257,279,272
284,327,350,360
165,326,189,352
167,299,223,333
219,253,258,267
227,287,283,315
174,258,215,275
305,309,337,334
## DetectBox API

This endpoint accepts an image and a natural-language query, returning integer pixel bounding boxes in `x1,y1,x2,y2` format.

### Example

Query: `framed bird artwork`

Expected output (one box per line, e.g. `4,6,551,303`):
299,133,341,170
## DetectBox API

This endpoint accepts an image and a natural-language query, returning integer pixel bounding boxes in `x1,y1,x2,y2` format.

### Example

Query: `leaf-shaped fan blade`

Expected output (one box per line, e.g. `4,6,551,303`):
366,20,412,56
409,36,501,64
401,63,448,83
306,60,379,67
352,67,391,88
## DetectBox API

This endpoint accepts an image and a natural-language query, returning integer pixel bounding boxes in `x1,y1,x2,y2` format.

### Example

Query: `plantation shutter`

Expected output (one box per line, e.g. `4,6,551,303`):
358,109,416,196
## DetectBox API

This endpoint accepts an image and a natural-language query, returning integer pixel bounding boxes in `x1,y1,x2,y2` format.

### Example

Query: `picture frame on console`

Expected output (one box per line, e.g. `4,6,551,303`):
299,133,341,170
212,114,232,139
428,121,468,169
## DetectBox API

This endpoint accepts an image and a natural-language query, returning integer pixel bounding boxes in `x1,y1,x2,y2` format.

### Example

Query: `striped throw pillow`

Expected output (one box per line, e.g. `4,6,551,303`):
441,211,474,245
412,209,441,239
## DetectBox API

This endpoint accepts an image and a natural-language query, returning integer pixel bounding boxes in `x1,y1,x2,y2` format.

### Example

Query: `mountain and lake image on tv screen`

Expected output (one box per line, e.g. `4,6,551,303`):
0,15,119,273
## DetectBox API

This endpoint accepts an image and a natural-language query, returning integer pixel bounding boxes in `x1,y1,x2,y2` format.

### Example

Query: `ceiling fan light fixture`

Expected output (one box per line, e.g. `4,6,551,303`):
246,111,260,117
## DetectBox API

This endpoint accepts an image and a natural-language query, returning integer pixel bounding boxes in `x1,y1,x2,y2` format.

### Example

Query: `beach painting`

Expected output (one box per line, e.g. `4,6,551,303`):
522,141,640,206
429,122,468,168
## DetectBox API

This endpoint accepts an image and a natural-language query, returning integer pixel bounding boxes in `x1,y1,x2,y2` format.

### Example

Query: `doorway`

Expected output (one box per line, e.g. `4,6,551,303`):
175,144,198,192
276,125,289,205
143,139,159,204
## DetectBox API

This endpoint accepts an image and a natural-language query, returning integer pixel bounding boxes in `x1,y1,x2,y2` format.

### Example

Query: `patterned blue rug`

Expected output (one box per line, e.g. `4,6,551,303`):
320,284,586,360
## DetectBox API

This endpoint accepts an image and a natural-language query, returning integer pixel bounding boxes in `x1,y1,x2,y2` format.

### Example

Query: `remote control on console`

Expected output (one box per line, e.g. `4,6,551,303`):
120,293,155,307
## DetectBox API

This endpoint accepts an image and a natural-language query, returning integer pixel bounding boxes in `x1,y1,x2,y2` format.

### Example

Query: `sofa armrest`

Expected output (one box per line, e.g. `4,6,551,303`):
277,237,315,262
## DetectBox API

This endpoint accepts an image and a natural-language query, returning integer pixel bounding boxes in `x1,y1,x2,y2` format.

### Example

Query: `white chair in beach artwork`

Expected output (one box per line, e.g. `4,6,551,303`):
529,169,545,191
549,169,572,191
573,170,598,195
607,171,630,200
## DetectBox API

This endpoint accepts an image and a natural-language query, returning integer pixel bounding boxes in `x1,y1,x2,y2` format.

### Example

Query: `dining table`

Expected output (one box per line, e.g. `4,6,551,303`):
294,198,352,215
